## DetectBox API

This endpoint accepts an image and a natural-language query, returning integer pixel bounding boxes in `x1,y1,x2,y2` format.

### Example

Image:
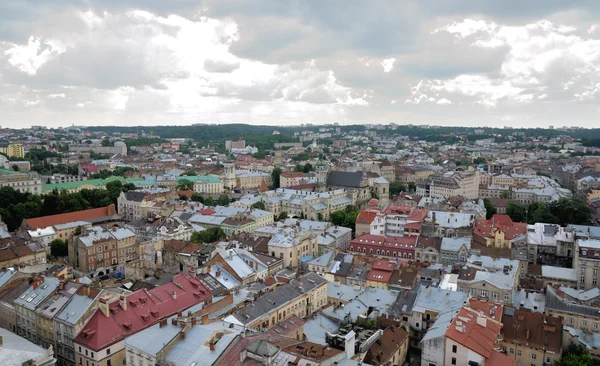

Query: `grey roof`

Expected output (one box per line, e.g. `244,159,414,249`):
0,268,17,288
14,277,60,310
228,273,326,325
421,308,462,342
0,328,54,365
124,191,146,202
545,285,600,319
56,287,100,325
245,340,279,357
327,171,364,188
327,283,364,302
125,316,181,356
303,315,340,345
412,285,468,314
165,322,242,365
389,289,418,317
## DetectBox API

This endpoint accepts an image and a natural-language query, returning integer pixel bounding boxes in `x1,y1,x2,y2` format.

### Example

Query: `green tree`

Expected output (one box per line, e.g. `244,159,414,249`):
528,202,558,224
12,164,19,171
555,344,600,366
500,190,510,199
408,182,416,192
330,211,346,226
251,201,266,210
217,194,230,206
175,179,194,191
271,167,282,189
191,227,226,244
105,180,125,205
302,163,313,173
549,198,592,226
204,196,215,206
506,202,527,222
473,157,487,164
181,170,197,176
101,138,111,147
277,211,288,221
191,193,204,203
317,213,324,221
50,239,68,257
483,199,497,220
294,164,303,172
389,183,406,196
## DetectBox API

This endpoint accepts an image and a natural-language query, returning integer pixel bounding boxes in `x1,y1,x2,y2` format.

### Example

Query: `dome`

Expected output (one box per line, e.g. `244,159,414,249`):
368,198,379,206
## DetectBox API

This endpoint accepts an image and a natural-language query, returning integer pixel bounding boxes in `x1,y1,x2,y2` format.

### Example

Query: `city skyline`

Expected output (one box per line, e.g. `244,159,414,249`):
1,1,599,128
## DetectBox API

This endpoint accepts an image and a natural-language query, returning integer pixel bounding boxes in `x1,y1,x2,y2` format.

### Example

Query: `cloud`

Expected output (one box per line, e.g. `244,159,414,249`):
381,58,396,73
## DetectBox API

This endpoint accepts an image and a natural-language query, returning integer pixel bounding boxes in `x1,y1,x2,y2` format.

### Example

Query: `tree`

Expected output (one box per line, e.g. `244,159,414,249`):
528,202,558,225
408,182,416,192
179,194,189,201
294,164,303,172
506,202,527,222
277,212,288,221
555,344,600,366
271,167,282,189
389,183,406,196
191,227,226,244
549,198,592,226
251,201,266,210
176,179,194,191
11,165,19,171
330,211,346,226
473,157,487,164
483,199,497,219
302,163,313,173
191,193,204,203
50,239,68,257
204,196,215,206
181,170,197,176
217,194,230,206
317,213,324,221
500,190,510,199
371,191,379,199
101,138,111,147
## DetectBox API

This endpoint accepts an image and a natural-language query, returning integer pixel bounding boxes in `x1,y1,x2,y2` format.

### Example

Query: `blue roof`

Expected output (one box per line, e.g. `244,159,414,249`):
301,254,314,263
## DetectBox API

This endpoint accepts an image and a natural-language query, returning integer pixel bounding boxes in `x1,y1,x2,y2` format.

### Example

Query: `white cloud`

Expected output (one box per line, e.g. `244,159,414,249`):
381,58,396,73
437,98,452,105
3,36,65,75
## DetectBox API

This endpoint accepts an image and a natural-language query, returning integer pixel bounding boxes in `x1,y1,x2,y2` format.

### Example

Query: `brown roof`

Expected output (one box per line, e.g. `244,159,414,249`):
364,326,409,365
416,236,442,251
280,172,306,178
164,240,204,254
501,307,562,353
24,205,115,230
473,214,527,241
0,248,18,263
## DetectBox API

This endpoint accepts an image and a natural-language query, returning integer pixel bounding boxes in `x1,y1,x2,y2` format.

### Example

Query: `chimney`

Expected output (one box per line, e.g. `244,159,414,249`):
476,315,487,328
210,343,216,351
98,297,110,317
191,317,197,326
172,291,177,300
215,269,221,278
172,318,178,326
160,319,168,328
177,311,183,317
202,314,209,324
119,296,127,311
86,286,91,297
445,292,450,303
526,328,530,340
0,336,3,346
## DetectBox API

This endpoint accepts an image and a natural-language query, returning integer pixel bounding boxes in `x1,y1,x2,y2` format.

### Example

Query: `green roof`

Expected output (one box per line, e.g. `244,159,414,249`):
42,176,126,192
176,175,222,183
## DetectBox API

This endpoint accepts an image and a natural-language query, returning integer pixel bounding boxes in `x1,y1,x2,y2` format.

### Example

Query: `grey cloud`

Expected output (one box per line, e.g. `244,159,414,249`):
203,59,240,73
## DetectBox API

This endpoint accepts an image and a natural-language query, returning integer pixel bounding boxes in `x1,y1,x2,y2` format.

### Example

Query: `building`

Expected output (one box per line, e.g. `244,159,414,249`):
279,171,314,188
225,140,245,151
266,227,318,268
363,326,409,366
444,306,515,366
473,214,527,249
457,255,520,304
500,307,562,366
191,175,223,194
0,171,42,194
0,328,56,365
224,272,327,330
349,234,418,261
73,273,212,366
54,285,104,366
366,259,397,290
222,162,271,190
545,286,600,333
261,187,355,221
574,238,600,290
526,223,575,267
76,226,136,277
417,170,480,199
0,141,25,158
415,236,442,263
14,276,61,344
440,237,471,265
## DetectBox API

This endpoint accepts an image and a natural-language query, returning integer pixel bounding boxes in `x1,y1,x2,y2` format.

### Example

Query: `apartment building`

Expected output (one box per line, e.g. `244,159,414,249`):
0,141,25,158
473,214,527,249
73,273,213,366
76,226,136,277
14,276,60,344
545,286,600,333
574,238,600,290
501,307,562,366
261,187,355,221
417,170,480,199
266,227,318,268
457,255,520,304
225,272,327,330
0,171,42,194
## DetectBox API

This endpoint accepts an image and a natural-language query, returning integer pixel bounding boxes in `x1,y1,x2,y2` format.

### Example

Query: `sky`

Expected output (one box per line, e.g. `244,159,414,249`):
1,1,599,129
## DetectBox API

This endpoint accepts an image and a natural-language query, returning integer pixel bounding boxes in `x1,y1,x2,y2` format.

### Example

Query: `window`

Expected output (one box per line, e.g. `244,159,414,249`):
451,357,456,365
594,323,598,329
594,269,598,276
594,278,597,286
107,348,110,355
532,353,537,360
582,320,587,327
510,348,514,354
517,350,522,356
504,294,509,301
581,276,585,284
568,317,573,324
452,345,457,353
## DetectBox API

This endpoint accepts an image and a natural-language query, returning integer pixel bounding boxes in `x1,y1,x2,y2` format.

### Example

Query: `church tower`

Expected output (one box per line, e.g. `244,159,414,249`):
315,160,329,190
374,177,390,206
223,162,236,189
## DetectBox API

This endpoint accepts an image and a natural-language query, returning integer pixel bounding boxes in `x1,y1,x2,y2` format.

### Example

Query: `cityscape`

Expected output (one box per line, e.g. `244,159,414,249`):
2,1,600,366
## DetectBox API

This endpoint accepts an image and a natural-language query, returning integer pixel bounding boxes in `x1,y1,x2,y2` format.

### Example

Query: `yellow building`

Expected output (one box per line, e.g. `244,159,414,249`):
0,143,25,158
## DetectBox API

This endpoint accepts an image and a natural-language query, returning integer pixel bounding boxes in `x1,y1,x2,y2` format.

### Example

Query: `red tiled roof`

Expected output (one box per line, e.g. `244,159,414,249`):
74,272,212,351
372,259,396,272
367,269,394,283
473,214,527,241
487,350,517,366
197,208,216,215
351,234,418,249
356,210,379,225
445,307,503,359
80,163,98,173
25,205,114,230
